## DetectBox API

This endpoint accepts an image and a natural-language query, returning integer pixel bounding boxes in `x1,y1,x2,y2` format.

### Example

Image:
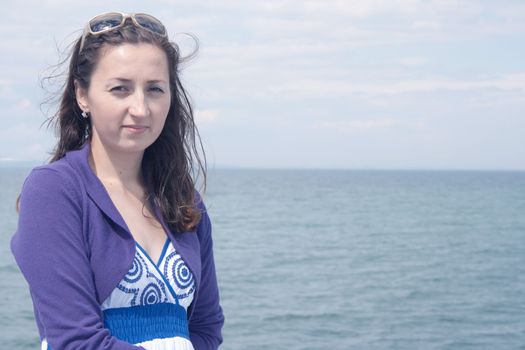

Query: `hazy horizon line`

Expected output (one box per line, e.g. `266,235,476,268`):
1,160,524,172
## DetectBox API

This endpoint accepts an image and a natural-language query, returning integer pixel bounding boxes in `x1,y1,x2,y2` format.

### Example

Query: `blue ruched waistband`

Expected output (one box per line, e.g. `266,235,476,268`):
103,303,190,344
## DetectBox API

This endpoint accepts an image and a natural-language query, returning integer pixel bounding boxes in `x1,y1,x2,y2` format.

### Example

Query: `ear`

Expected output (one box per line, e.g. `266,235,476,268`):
74,80,89,112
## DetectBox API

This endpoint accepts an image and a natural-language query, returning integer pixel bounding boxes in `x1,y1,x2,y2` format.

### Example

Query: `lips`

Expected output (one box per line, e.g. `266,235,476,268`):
122,125,149,133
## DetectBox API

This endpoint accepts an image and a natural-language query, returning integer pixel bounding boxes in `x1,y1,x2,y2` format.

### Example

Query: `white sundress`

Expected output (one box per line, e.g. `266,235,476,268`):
42,238,196,350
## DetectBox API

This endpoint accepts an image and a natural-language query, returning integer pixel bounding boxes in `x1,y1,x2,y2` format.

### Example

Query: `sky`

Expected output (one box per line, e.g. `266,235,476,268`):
0,0,524,170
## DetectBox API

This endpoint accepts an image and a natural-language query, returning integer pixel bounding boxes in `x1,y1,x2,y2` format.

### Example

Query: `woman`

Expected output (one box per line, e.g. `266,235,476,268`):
10,12,224,350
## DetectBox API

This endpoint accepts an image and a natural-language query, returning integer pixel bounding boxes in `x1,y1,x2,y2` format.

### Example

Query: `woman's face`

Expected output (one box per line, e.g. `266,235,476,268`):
76,43,171,156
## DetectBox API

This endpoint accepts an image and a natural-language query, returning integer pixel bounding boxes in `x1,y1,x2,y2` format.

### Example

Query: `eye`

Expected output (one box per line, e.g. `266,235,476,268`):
149,86,165,93
110,86,129,93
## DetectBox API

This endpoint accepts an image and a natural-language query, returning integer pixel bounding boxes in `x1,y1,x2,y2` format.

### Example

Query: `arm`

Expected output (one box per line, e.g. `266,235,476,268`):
11,168,144,350
188,201,225,349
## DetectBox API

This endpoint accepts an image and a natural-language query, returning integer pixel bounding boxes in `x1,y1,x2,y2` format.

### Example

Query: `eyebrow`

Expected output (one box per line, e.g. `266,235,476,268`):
107,78,168,84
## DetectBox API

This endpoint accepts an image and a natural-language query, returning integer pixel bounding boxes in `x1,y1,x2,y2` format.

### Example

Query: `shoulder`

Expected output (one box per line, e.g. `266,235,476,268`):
194,190,207,213
23,159,80,189
12,158,88,265
194,191,210,228
193,191,214,247
20,158,84,208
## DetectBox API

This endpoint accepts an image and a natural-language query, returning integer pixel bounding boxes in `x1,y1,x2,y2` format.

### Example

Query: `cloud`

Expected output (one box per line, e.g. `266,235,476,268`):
411,20,441,30
313,118,396,131
195,109,219,123
253,0,430,18
270,73,525,97
15,98,33,112
0,79,13,95
246,0,525,45
399,56,427,66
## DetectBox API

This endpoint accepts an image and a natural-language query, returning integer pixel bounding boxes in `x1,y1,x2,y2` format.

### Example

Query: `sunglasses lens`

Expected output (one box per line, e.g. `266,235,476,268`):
89,13,124,33
134,14,166,36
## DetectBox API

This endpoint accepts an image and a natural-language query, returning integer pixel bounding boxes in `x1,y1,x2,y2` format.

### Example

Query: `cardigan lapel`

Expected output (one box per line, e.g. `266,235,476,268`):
65,142,130,233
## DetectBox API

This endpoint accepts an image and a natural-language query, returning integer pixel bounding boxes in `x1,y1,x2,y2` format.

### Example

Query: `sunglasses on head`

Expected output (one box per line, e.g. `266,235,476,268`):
79,12,167,52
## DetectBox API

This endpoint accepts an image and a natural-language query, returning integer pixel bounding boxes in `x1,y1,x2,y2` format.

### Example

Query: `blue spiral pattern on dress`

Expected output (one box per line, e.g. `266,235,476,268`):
123,255,143,283
116,283,140,306
116,249,169,306
141,283,163,305
165,251,194,289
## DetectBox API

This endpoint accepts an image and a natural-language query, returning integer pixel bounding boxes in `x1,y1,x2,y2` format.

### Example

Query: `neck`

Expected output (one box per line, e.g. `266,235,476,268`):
88,140,144,191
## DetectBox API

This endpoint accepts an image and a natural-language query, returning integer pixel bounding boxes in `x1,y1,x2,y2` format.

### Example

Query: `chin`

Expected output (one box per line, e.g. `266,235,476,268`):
113,140,157,154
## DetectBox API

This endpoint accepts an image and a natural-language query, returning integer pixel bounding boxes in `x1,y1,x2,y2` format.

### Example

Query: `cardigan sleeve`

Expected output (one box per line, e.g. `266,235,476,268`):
188,199,225,349
11,168,144,350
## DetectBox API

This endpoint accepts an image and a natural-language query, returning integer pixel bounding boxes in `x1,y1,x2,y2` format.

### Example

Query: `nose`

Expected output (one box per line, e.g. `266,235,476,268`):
129,90,150,118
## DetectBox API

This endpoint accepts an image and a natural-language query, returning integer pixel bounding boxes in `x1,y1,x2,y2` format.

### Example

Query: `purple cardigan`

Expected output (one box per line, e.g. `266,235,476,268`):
10,143,224,350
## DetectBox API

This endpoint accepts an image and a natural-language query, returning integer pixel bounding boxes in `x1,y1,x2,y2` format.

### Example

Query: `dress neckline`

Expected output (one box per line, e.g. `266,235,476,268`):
135,237,171,267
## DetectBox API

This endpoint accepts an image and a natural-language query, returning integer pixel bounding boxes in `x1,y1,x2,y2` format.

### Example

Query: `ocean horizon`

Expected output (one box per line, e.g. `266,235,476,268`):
2,157,525,172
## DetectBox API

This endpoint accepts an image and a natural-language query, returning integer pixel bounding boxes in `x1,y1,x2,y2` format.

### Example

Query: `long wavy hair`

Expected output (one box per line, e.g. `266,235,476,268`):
46,19,206,233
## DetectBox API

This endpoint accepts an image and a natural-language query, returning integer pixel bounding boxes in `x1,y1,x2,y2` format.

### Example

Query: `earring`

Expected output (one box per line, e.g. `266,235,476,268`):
82,111,89,119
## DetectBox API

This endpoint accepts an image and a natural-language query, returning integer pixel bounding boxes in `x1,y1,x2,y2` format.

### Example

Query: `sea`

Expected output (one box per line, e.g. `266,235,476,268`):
1,167,524,349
